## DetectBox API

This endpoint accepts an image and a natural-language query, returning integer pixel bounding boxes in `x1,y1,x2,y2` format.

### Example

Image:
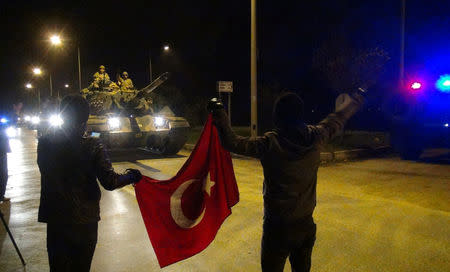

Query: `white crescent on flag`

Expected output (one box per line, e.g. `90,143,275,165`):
170,173,215,229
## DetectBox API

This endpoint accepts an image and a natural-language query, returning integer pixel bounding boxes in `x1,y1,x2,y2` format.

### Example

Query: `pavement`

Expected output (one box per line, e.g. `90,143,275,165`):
182,143,392,162
0,128,449,272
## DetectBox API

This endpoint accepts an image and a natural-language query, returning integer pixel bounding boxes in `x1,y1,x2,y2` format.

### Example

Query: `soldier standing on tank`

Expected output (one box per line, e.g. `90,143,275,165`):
117,71,134,90
91,65,111,89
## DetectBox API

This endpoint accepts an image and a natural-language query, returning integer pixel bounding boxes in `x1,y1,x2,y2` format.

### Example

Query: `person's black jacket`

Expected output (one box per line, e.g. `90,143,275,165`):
213,92,365,224
37,132,134,224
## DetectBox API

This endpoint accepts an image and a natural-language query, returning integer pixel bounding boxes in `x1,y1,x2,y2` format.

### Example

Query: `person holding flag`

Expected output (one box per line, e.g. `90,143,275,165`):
208,87,366,272
37,95,142,272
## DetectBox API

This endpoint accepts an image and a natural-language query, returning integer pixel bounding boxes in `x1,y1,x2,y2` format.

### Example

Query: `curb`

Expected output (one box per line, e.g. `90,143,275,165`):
182,144,392,162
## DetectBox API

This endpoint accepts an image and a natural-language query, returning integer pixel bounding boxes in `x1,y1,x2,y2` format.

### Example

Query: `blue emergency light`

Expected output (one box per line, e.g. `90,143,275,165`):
435,74,450,93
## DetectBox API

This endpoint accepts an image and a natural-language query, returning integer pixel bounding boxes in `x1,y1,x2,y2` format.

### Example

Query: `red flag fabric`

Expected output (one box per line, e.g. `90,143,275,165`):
135,115,239,268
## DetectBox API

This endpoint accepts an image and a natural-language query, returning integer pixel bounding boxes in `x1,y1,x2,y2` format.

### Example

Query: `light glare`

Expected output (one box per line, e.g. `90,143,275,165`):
436,74,450,93
6,127,17,138
411,82,422,90
154,117,165,127
33,67,42,75
26,83,33,89
108,117,121,129
50,35,62,45
49,114,63,127
31,116,40,124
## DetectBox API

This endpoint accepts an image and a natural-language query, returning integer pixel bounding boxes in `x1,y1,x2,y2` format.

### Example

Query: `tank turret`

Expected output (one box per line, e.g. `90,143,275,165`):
81,71,189,155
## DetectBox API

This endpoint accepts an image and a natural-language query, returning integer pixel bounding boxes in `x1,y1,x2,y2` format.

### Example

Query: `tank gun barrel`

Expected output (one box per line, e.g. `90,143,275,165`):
138,72,170,95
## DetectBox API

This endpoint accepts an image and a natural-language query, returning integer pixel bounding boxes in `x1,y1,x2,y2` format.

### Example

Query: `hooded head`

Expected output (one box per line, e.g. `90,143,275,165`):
273,92,304,129
60,95,90,136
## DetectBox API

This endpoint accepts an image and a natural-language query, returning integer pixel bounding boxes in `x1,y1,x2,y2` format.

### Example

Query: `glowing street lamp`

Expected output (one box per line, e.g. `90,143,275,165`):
25,82,40,111
65,84,69,88
163,45,170,51
50,35,62,46
33,67,42,75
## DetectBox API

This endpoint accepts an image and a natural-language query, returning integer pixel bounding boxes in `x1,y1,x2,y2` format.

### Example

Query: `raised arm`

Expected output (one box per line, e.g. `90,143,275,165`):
210,103,270,159
312,90,366,145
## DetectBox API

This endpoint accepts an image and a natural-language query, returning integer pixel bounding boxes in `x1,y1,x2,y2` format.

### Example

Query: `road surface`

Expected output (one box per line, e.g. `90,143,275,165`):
0,129,449,272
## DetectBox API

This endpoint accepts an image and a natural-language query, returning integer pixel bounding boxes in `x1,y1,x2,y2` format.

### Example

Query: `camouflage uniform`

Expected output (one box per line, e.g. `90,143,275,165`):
118,72,134,90
92,72,111,89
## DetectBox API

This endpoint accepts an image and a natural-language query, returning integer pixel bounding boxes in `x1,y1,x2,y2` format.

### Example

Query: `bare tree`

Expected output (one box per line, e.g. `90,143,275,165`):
313,33,390,93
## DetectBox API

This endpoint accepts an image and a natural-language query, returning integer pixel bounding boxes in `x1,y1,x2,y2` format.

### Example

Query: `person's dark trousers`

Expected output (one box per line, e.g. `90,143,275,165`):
47,222,98,272
261,215,316,272
0,155,8,199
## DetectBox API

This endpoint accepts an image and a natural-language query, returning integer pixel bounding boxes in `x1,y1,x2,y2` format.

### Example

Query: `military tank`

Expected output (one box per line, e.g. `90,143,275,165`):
81,72,190,155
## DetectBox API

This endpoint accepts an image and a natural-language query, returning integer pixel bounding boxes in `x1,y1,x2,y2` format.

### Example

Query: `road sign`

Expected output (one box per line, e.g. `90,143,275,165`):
217,81,233,93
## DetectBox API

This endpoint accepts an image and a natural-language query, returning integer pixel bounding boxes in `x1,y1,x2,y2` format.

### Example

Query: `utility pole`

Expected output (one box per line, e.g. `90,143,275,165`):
399,0,406,88
250,0,258,137
149,50,153,82
49,73,53,97
78,46,82,92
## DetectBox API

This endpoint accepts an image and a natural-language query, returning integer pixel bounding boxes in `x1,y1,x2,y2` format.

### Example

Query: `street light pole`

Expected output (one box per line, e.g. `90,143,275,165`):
38,88,41,111
149,50,153,82
49,73,53,97
250,0,258,137
78,46,82,92
399,0,406,88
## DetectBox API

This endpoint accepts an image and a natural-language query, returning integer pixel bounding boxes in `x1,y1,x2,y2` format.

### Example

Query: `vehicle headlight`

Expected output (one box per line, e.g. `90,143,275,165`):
6,126,17,138
108,117,121,130
49,114,64,127
24,115,31,122
0,118,8,124
154,116,169,129
31,116,40,124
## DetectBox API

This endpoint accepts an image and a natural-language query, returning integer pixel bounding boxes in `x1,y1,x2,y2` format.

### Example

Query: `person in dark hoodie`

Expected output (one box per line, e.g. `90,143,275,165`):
208,89,366,272
37,95,142,272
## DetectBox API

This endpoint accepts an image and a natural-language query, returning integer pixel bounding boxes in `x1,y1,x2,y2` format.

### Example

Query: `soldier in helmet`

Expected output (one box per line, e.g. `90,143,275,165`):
117,71,134,91
90,65,112,90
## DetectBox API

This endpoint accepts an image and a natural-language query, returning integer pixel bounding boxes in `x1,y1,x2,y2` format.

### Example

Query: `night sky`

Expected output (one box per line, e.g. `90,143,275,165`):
1,0,449,126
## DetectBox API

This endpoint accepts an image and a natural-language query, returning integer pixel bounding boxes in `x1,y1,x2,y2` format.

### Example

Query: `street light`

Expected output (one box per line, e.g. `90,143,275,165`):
149,42,174,82
33,67,42,75
50,35,62,46
48,33,82,92
25,83,40,111
64,84,69,88
32,66,53,98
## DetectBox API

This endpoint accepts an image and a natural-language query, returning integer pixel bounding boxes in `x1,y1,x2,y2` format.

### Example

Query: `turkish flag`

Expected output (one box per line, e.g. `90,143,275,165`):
135,115,239,267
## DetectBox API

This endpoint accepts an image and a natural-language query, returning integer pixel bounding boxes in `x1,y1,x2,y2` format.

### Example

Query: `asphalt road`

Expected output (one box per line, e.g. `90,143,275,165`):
0,129,449,272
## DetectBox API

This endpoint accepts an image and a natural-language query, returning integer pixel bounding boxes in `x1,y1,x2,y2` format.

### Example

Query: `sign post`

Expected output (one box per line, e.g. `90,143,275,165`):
217,81,233,122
